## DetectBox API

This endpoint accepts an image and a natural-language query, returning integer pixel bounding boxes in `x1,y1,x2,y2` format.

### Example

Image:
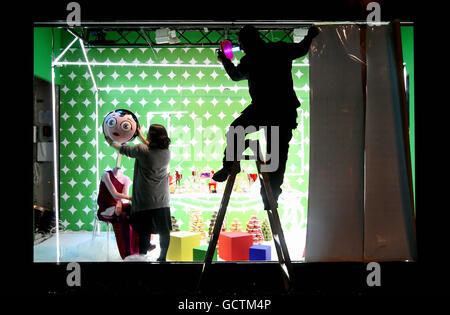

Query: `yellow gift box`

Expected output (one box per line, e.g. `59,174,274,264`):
166,231,201,261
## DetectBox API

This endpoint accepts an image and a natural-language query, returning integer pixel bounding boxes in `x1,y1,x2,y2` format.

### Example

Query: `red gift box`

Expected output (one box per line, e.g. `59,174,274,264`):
218,232,253,261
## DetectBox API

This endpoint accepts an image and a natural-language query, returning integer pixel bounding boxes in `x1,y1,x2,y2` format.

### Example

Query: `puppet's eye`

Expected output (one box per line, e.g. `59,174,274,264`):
121,121,131,131
106,117,117,128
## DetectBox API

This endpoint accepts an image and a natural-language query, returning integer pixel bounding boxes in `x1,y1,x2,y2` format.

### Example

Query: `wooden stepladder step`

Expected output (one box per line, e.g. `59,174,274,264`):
198,146,294,292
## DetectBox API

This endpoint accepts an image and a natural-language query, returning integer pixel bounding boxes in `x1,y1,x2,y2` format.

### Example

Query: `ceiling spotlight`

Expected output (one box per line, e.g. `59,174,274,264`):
293,28,308,43
155,28,180,44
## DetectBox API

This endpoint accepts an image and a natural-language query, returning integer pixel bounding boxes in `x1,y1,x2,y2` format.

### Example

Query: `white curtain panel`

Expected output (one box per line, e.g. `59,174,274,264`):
363,25,417,261
306,25,366,262
306,23,416,262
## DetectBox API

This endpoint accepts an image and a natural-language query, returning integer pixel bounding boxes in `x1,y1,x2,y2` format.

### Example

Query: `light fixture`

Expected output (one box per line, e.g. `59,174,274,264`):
168,30,180,44
293,28,308,43
155,28,169,44
155,28,180,44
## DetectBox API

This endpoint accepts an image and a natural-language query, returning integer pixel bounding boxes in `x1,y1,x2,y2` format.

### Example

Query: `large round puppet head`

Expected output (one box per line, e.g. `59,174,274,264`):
103,109,140,144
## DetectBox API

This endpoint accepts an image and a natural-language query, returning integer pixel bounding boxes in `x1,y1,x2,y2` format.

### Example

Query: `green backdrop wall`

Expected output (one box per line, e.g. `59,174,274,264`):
56,38,311,233
34,27,61,84
400,26,415,203
41,26,413,234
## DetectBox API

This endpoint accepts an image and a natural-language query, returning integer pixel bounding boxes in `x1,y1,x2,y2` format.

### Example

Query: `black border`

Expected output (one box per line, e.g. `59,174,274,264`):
10,0,448,301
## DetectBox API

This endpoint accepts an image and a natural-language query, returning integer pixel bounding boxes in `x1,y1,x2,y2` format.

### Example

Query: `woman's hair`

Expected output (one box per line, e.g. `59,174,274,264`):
147,124,171,149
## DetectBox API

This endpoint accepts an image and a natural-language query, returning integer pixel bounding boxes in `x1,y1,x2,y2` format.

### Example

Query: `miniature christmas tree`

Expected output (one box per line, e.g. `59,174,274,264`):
246,215,264,245
208,210,226,241
208,212,215,238
189,210,206,240
261,218,272,241
229,218,242,232
171,216,180,232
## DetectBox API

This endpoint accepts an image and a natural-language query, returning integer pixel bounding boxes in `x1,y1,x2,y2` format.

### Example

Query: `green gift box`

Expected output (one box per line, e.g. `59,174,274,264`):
193,245,217,261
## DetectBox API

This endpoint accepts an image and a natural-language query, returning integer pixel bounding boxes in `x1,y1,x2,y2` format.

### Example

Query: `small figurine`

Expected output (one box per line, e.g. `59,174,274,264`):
175,171,182,186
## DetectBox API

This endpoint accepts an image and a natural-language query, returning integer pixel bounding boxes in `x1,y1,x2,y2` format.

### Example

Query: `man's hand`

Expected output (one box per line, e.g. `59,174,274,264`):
217,49,226,63
308,26,320,39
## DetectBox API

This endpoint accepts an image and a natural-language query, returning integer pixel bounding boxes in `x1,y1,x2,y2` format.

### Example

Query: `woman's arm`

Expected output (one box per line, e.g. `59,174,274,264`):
137,126,149,146
106,135,142,159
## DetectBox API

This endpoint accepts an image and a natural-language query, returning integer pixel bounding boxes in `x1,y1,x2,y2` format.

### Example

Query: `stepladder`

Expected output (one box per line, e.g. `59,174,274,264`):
197,146,294,292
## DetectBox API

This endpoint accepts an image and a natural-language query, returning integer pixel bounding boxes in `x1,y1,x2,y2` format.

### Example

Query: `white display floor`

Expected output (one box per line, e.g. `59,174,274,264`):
33,230,306,263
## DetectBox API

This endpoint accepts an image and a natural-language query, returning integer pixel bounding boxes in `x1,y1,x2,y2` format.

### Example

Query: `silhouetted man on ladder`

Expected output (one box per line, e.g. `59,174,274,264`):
213,25,319,210
200,25,319,292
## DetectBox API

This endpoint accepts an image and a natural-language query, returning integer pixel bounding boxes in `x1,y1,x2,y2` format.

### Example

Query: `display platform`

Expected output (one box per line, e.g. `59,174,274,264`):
33,229,306,262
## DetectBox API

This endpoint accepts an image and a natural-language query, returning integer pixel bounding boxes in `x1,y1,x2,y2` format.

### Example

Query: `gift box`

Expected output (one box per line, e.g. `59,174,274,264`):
249,244,271,261
218,232,253,261
166,231,201,261
193,245,217,261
